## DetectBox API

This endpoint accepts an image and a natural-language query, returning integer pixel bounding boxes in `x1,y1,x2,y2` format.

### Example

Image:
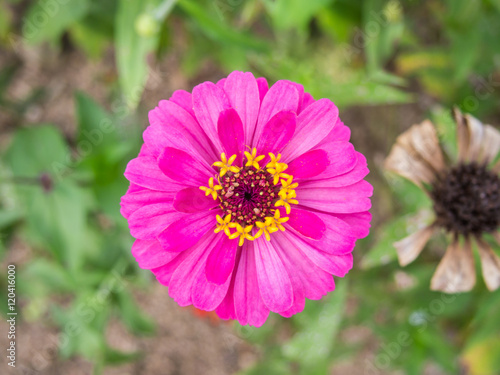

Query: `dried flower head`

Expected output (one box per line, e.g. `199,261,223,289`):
385,109,500,293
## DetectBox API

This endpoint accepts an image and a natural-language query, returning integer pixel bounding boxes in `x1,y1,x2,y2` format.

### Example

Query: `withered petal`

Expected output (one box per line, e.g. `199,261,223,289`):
394,225,434,266
480,125,500,164
430,238,476,293
385,123,439,189
408,120,445,173
454,108,470,163
477,238,500,291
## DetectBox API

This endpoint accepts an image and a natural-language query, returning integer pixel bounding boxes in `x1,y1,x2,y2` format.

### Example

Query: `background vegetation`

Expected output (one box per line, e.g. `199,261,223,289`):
1,0,500,374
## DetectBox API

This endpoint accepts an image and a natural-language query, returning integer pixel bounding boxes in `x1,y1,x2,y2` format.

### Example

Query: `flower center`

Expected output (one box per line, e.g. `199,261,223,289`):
431,162,500,236
219,168,279,227
200,149,299,245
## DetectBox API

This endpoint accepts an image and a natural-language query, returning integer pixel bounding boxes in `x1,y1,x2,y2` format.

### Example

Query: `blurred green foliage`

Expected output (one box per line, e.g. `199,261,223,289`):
1,0,500,374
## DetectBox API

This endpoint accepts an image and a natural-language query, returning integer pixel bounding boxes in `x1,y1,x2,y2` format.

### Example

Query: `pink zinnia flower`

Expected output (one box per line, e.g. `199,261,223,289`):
121,71,372,326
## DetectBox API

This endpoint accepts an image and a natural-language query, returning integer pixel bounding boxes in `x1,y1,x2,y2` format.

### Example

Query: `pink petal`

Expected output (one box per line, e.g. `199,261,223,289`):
158,147,213,186
297,180,373,213
286,208,326,240
299,92,315,114
121,189,172,219
129,202,184,240
157,210,218,252
168,232,216,306
152,250,190,286
281,230,353,277
287,149,329,179
215,272,237,321
318,117,351,145
305,152,368,187
173,187,218,213
289,210,356,255
273,232,335,301
124,156,183,192
256,77,268,102
217,108,245,166
255,110,296,157
138,143,153,157
223,71,260,142
332,211,372,239
252,80,300,146
216,78,226,88
169,89,195,117
234,242,270,326
147,100,217,163
192,82,230,153
254,239,294,312
205,235,238,285
132,239,178,269
281,98,339,162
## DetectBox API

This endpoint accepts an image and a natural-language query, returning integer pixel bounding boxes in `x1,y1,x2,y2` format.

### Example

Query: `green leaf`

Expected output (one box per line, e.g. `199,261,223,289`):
23,0,90,44
115,0,164,109
4,125,69,177
283,282,347,369
263,0,335,31
0,209,23,229
178,0,269,52
116,290,156,335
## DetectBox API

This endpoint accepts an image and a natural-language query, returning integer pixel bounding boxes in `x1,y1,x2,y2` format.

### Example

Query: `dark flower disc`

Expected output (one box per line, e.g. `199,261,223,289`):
431,162,500,236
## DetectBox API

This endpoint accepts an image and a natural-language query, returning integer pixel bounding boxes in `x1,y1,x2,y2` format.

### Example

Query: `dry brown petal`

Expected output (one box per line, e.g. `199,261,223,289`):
476,238,500,291
385,122,440,188
408,120,445,173
394,225,434,266
454,108,470,163
464,114,485,162
480,124,500,164
430,238,476,293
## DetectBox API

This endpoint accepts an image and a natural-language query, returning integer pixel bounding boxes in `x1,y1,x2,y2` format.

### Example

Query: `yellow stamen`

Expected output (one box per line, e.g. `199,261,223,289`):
265,210,290,231
279,175,298,197
214,214,233,236
199,177,222,200
228,223,254,246
275,190,299,215
254,220,279,241
244,148,265,170
213,153,240,177
266,153,289,184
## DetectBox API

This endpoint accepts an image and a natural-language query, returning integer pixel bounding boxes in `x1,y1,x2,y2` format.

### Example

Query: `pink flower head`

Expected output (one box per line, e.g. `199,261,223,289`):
121,71,373,326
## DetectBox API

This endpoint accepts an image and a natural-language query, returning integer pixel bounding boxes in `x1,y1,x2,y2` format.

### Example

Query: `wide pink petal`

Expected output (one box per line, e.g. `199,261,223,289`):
299,92,315,114
152,250,190,286
205,235,238,285
281,98,339,162
157,210,218,252
332,211,372,239
286,149,329,179
120,189,172,219
254,239,294,312
304,152,368,187
124,156,183,192
280,230,354,277
234,242,270,326
131,239,178,269
297,180,373,213
158,147,213,186
256,77,269,102
168,232,216,306
273,232,335,301
173,187,218,213
255,110,296,157
217,108,245,166
286,208,326,240
169,89,195,117
288,210,356,255
318,117,351,145
147,100,217,163
223,71,260,142
129,202,184,240
192,82,230,153
215,271,237,321
252,80,300,146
